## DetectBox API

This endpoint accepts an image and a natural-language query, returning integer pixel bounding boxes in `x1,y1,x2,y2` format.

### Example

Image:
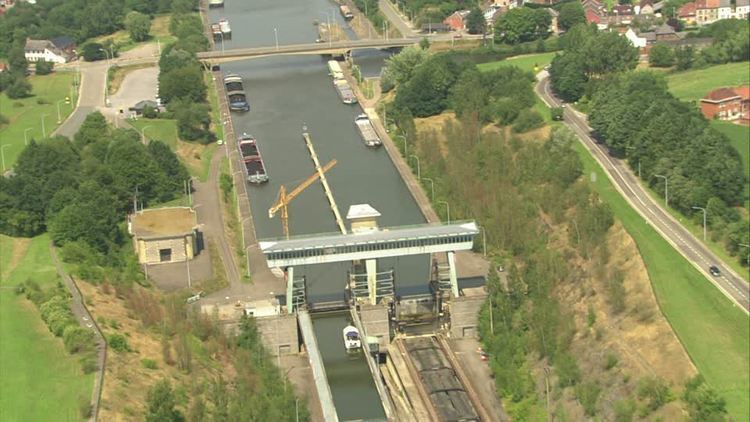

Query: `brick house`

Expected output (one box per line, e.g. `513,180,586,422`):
678,2,697,25
443,10,470,31
695,0,720,25
699,87,747,121
129,207,200,265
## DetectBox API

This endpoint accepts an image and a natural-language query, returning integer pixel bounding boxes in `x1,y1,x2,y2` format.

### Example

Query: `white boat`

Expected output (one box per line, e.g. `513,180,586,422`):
208,0,224,8
343,325,361,350
354,114,381,147
219,18,231,36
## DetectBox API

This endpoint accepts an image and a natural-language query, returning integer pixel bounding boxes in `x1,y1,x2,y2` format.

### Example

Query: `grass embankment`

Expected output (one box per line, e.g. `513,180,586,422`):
572,141,750,421
479,52,557,122
92,14,176,53
219,158,249,282
0,73,76,169
712,120,750,209
0,234,93,421
666,61,750,102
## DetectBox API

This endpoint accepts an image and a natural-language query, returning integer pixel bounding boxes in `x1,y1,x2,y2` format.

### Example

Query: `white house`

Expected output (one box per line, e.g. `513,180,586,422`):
735,0,750,18
717,0,733,19
625,27,648,48
24,37,75,64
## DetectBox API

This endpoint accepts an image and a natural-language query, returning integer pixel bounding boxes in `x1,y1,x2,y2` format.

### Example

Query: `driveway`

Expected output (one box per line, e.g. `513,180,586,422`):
108,66,159,115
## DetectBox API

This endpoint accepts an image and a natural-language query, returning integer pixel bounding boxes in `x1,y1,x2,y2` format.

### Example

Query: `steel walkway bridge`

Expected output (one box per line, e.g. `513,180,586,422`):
196,38,417,63
259,221,479,310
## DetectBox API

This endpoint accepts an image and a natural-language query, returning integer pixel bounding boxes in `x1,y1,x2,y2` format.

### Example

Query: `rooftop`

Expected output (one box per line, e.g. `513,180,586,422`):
346,204,381,220
702,87,742,102
131,207,197,239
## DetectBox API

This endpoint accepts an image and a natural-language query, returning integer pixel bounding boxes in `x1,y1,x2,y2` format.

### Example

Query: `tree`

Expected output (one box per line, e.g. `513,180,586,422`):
466,8,486,35
158,65,206,103
125,11,151,42
583,31,638,77
74,112,109,148
558,2,586,31
675,45,695,70
7,45,28,74
5,77,32,98
494,7,550,44
169,98,212,142
146,380,184,422
383,46,428,86
682,375,727,421
394,56,462,117
35,59,54,75
147,140,189,200
81,43,107,62
649,43,676,67
419,37,430,50
549,52,587,102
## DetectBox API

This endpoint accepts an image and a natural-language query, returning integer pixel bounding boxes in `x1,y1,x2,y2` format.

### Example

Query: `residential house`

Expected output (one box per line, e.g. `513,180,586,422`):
695,0,719,25
699,87,746,121
484,4,503,25
655,23,680,41
583,0,609,29
443,10,471,31
129,207,200,265
638,0,655,14
735,0,750,19
24,36,76,64
420,22,451,33
735,86,750,115
610,4,635,25
625,27,648,48
678,2,697,25
717,0,733,19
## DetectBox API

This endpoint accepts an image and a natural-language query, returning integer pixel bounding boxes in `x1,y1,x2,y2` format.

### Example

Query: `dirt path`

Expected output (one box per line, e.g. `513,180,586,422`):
2,237,31,281
48,245,106,422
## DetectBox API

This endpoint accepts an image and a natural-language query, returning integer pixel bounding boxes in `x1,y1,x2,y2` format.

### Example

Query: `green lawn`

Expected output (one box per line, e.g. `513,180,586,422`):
127,118,180,149
573,142,750,421
666,61,750,102
0,72,77,170
478,52,557,74
711,120,750,209
0,234,93,421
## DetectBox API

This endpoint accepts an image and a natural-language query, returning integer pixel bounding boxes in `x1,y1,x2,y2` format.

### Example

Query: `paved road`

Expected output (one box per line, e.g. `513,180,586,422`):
54,62,107,138
378,0,416,38
536,72,750,313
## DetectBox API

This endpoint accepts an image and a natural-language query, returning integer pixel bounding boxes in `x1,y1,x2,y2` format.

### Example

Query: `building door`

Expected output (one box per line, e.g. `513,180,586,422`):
159,248,172,262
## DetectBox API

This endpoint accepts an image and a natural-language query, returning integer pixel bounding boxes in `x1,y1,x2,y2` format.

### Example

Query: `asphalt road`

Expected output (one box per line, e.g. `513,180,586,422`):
536,72,750,313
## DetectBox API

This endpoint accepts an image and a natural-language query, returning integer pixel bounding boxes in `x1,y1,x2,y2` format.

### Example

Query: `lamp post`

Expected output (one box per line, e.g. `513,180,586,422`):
395,134,407,157
410,154,420,179
692,206,707,241
24,128,33,146
274,27,279,51
56,99,65,124
41,114,49,138
422,177,435,200
140,125,152,144
438,200,450,223
0,144,10,172
478,225,487,257
654,174,668,208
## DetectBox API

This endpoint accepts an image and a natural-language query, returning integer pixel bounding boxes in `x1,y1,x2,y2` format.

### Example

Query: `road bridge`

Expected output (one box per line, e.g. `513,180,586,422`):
196,38,417,63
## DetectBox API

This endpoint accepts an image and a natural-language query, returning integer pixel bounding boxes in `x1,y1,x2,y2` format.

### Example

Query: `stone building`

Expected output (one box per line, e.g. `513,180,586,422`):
129,207,199,265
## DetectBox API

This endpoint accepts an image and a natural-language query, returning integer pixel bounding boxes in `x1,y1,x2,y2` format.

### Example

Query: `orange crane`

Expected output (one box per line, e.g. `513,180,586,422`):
268,159,337,239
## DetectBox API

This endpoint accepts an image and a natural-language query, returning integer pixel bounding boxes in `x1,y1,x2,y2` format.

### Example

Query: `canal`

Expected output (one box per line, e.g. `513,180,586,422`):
208,1,427,419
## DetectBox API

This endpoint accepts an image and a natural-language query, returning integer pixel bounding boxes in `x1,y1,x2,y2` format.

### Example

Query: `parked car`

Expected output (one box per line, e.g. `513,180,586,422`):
709,265,721,276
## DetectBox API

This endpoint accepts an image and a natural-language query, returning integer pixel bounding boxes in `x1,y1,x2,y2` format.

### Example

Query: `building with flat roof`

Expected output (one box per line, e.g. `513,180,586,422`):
129,207,199,265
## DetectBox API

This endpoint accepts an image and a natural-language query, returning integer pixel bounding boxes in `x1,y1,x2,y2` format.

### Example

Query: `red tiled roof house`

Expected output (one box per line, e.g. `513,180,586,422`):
700,87,747,121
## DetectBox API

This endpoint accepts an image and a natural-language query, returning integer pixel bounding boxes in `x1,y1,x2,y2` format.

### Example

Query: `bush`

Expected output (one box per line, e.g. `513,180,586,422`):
575,381,601,416
512,109,544,133
682,375,727,421
80,355,99,374
614,399,636,422
141,358,158,369
108,333,131,352
35,60,54,75
219,173,233,201
142,105,158,118
555,352,581,387
63,325,95,354
6,77,32,99
82,43,107,62
604,352,619,370
637,376,673,413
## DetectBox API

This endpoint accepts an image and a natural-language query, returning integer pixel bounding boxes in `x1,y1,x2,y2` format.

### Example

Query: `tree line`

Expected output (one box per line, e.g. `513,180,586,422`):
589,71,749,265
650,19,750,69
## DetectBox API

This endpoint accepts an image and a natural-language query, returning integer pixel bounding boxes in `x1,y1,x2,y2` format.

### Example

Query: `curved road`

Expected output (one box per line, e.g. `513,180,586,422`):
536,72,749,313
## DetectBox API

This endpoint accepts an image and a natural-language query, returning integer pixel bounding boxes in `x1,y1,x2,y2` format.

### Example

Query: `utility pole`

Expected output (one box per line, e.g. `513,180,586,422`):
692,206,707,241
654,174,668,208
41,114,49,138
409,154,420,179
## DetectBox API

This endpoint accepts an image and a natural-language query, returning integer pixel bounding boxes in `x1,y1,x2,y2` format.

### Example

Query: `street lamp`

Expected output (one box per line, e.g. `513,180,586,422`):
477,225,487,257
409,154,420,179
0,144,10,172
395,134,407,157
56,99,65,124
24,128,33,146
438,200,450,223
654,174,668,208
692,206,707,242
421,177,435,200
140,125,152,144
41,114,49,138
274,27,279,51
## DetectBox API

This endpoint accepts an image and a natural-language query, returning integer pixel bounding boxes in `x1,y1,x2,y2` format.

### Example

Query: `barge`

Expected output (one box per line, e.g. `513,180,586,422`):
340,5,354,20
334,79,357,104
327,60,344,80
355,114,381,147
238,133,268,184
224,74,250,112
219,18,232,37
208,0,224,8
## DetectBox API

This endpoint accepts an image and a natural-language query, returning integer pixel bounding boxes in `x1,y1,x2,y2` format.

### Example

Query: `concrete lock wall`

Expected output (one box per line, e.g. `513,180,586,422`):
449,294,487,339
138,235,194,265
256,314,299,355
360,303,390,349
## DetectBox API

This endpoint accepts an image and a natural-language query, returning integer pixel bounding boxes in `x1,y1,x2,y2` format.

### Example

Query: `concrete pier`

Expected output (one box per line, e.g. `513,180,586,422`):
298,310,339,422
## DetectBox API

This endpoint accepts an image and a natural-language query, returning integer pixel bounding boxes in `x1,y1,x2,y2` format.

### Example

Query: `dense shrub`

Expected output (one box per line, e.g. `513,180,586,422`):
108,333,131,352
512,109,544,133
35,60,54,75
63,325,95,354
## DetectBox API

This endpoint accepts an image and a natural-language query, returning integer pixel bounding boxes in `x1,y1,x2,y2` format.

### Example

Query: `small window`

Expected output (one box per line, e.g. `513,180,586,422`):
159,248,172,262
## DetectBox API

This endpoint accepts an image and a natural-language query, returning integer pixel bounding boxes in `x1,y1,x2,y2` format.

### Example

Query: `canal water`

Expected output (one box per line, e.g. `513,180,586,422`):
208,1,427,419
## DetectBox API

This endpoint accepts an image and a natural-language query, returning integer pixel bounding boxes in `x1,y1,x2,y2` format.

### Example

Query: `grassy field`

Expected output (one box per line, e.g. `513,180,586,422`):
477,51,556,74
712,120,750,209
0,234,93,421
0,72,77,170
92,14,176,53
572,141,750,421
666,61,750,102
127,118,180,149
